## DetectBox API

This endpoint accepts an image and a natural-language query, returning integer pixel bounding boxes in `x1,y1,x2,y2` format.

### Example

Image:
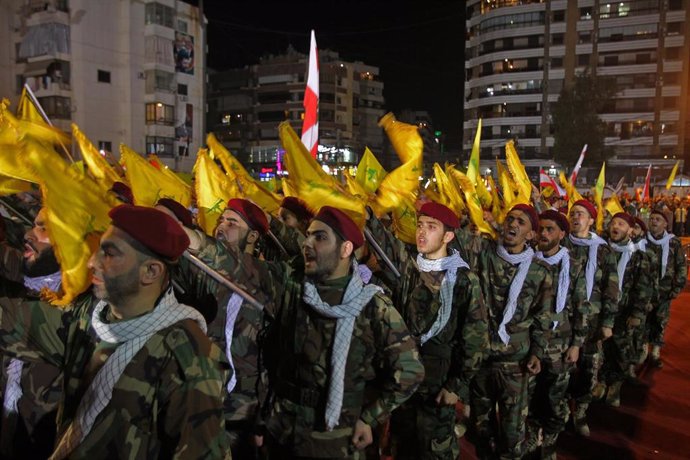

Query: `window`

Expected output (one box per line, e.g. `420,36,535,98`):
98,141,112,153
604,55,619,66
553,10,565,22
551,57,563,68
578,54,590,66
665,48,680,60
146,136,174,157
97,69,111,83
580,7,593,19
663,97,676,109
37,96,70,119
145,102,174,125
145,70,175,93
552,34,564,45
177,83,187,95
145,3,175,28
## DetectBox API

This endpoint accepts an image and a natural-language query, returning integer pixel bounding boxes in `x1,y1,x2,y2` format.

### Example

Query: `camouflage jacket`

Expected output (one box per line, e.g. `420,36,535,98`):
194,237,425,458
0,294,230,459
562,237,620,330
367,214,488,403
609,241,657,323
645,234,687,300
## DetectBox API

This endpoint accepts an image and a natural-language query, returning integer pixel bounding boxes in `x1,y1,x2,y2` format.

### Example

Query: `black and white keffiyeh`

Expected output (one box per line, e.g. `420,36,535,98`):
647,231,674,278
569,232,607,300
609,240,637,292
496,244,535,345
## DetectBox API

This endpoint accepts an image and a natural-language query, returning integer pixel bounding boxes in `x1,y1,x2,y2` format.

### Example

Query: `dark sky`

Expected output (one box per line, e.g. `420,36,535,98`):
202,0,466,148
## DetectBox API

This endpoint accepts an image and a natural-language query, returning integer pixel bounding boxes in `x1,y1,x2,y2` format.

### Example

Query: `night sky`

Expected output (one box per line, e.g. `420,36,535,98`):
202,0,466,149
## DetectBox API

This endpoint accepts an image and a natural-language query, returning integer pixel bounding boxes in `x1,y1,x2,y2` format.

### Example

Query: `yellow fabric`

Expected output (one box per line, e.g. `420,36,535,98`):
604,193,625,217
559,171,584,212
72,124,122,189
390,195,417,245
497,160,516,208
594,163,606,232
193,148,239,235
487,175,505,224
355,147,387,194
504,141,532,204
0,101,70,148
447,166,496,238
17,88,47,125
433,163,465,215
475,174,493,208
378,112,423,163
344,169,371,201
147,153,190,188
666,160,680,190
467,119,482,184
0,174,32,195
120,144,191,207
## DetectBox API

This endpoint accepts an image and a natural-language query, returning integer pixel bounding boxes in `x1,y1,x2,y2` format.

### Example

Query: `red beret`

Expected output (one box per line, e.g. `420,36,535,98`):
510,204,539,231
572,199,597,220
156,198,193,228
539,210,570,233
110,181,133,204
418,201,460,229
227,198,269,234
650,209,668,223
633,217,647,233
313,206,364,249
612,212,635,227
109,204,190,259
281,196,314,222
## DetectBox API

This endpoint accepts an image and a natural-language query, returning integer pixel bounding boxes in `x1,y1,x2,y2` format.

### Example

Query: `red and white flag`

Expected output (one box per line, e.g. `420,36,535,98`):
540,168,566,197
569,144,587,184
301,30,319,158
641,164,652,201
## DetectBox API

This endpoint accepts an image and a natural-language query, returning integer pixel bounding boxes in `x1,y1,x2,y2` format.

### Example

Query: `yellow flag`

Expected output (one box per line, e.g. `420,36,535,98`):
148,153,190,188
475,174,493,208
207,133,281,214
0,174,32,195
497,160,516,208
604,193,625,217
378,112,423,163
559,171,584,211
467,119,482,184
433,163,465,215
374,155,422,215
666,160,680,190
121,144,191,207
487,175,505,224
355,147,387,193
505,140,532,204
594,163,606,232
0,142,40,183
390,195,418,245
446,166,496,238
73,124,122,189
1,101,70,147
22,139,119,305
17,88,48,125
193,148,239,235
281,177,297,198
344,169,370,200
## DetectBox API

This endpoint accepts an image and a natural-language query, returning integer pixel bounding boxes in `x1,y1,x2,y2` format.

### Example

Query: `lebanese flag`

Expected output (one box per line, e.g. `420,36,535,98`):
301,30,319,158
540,168,566,197
569,144,587,184
641,164,652,201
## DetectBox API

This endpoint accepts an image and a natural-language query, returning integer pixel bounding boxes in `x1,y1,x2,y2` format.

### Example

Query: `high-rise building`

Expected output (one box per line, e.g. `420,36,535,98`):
207,46,385,180
464,0,690,183
0,0,205,171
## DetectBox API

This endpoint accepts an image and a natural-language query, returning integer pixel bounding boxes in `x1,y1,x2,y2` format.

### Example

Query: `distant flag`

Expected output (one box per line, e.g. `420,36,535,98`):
641,164,652,201
539,168,565,197
467,119,482,184
569,144,587,184
666,160,680,190
594,162,606,232
301,30,319,158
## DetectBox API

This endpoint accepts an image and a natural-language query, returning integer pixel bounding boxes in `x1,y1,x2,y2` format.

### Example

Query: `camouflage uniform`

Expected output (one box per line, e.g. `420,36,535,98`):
562,238,619,407
458,232,555,460
0,294,230,459
195,237,425,459
526,250,588,457
368,215,488,460
601,243,656,387
644,235,687,347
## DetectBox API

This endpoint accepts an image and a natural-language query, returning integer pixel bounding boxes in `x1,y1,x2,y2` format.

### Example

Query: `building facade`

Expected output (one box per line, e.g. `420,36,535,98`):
207,46,385,180
464,0,690,183
0,0,204,171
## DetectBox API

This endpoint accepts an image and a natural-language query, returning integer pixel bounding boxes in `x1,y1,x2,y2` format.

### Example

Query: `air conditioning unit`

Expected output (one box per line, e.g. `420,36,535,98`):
178,95,188,102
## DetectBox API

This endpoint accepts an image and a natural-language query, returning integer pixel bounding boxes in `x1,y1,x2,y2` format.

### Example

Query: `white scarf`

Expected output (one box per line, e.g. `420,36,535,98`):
647,231,673,278
23,270,62,293
609,240,637,292
535,247,570,315
302,264,383,431
416,249,469,345
496,244,535,345
569,232,607,300
50,289,206,460
635,238,647,252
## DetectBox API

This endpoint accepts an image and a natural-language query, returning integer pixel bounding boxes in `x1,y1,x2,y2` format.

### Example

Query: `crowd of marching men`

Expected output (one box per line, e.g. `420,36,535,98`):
0,97,687,460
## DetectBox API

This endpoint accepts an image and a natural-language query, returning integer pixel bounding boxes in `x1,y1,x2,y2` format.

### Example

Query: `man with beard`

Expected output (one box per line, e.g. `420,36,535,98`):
186,205,425,459
599,212,656,407
563,200,619,437
367,201,487,460
458,203,554,459
643,209,687,367
0,205,229,458
631,217,648,250
525,211,587,460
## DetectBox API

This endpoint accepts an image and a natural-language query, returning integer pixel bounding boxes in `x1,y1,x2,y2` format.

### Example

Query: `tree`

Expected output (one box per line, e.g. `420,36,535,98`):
551,70,616,166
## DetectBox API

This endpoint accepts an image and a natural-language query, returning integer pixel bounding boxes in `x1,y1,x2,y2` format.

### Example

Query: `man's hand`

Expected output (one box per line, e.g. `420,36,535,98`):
526,355,541,375
600,326,613,341
626,317,642,328
565,345,580,364
435,388,459,406
351,419,373,450
252,435,264,448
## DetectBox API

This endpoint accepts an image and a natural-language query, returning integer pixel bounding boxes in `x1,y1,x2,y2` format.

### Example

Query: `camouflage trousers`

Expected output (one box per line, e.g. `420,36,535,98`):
527,359,573,435
264,432,364,460
471,361,530,460
602,316,647,384
568,338,603,405
389,392,459,460
645,299,672,347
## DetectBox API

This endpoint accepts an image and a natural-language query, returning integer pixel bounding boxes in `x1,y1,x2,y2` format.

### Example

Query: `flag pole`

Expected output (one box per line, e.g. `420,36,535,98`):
0,197,33,225
23,83,75,163
363,228,401,279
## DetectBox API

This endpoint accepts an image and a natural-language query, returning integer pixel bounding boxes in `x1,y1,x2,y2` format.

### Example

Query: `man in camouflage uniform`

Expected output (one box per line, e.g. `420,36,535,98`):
599,212,656,407
458,204,555,459
563,200,619,436
631,216,647,249
525,210,588,459
643,209,687,367
186,205,425,459
367,201,487,460
0,205,229,458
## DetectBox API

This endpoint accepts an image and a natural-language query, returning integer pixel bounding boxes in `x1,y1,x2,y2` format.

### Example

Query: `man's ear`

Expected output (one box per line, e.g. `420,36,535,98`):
141,259,165,286
340,240,354,260
246,229,260,245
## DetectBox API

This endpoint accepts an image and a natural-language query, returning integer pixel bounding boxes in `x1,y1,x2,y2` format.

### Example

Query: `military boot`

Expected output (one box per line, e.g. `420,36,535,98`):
650,345,663,368
541,432,559,460
572,403,590,437
605,381,622,407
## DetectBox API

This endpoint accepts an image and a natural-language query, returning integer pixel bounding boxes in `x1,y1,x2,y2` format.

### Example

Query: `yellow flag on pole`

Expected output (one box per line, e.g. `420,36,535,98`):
433,163,465,215
378,112,423,163
505,140,532,204
0,174,32,195
594,163,606,232
193,148,239,235
72,124,122,189
355,147,387,194
604,193,625,217
467,119,482,184
17,87,48,125
666,160,680,190
497,160,516,208
487,175,505,224
446,165,496,238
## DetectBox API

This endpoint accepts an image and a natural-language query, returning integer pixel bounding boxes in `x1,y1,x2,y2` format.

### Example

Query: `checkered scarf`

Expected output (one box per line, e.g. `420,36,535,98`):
496,244,534,345
416,249,469,345
647,231,673,278
50,288,206,460
569,232,608,301
535,247,570,315
302,263,383,431
609,239,637,292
